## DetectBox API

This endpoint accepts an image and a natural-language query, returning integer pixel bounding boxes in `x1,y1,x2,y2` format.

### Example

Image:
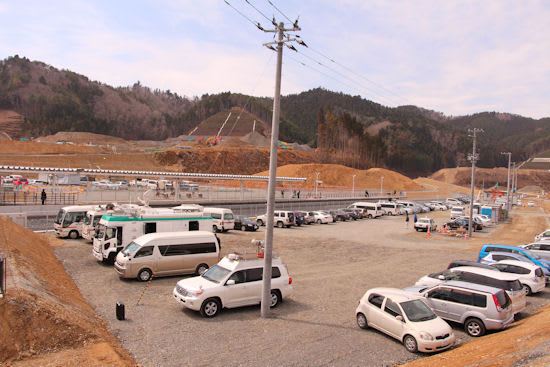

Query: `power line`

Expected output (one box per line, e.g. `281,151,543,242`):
266,0,294,24
293,48,396,106
304,44,410,105
224,0,265,30
244,0,275,25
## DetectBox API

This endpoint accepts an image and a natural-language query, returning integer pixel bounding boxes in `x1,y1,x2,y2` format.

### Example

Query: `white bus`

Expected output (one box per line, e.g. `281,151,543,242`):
54,205,97,239
92,207,213,263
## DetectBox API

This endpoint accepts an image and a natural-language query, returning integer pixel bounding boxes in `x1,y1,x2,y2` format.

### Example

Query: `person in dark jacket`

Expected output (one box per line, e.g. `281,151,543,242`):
41,189,47,205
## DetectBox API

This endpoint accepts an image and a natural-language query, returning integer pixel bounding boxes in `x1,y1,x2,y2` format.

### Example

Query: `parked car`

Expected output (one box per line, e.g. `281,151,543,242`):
256,211,295,228
473,214,492,227
233,215,259,231
527,201,535,207
300,211,315,225
355,288,454,353
534,229,550,242
450,206,464,219
414,218,437,232
445,217,482,232
311,211,333,224
404,281,514,337
329,209,349,222
447,260,494,270
428,202,447,211
477,244,550,279
173,253,292,317
414,266,526,315
519,242,550,261
342,208,360,220
489,260,546,295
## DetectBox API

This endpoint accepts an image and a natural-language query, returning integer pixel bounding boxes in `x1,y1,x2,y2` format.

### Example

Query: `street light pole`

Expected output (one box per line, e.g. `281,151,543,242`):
315,172,320,197
501,152,512,215
468,128,483,238
380,176,384,196
352,175,356,196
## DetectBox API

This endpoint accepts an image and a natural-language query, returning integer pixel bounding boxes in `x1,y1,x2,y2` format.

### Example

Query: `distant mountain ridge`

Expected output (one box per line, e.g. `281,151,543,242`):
1,55,549,176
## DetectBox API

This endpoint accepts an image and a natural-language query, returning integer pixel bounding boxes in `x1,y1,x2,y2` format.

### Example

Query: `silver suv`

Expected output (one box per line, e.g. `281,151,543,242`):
405,280,514,337
256,211,296,228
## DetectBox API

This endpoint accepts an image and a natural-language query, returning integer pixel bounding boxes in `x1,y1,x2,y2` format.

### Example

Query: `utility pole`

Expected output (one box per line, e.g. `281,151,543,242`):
468,128,483,238
501,152,512,215
511,162,516,205
260,20,300,318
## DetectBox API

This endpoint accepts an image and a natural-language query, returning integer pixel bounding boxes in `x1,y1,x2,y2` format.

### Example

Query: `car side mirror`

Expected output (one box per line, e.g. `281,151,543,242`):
396,315,404,322
226,279,235,286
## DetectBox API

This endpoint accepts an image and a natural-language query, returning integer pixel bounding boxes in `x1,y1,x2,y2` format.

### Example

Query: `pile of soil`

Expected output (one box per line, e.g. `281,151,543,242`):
0,216,135,366
0,140,108,155
256,164,423,191
37,132,129,146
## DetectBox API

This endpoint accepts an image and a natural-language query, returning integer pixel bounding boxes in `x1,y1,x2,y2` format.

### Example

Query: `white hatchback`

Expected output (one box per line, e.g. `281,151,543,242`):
173,253,292,317
490,260,546,295
355,288,454,353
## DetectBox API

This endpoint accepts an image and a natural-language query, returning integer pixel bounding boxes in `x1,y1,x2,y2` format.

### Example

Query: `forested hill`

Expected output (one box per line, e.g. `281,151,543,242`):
0,55,194,140
1,56,549,176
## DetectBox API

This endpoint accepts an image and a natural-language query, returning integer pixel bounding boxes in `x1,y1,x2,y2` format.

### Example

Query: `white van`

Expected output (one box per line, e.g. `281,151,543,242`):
450,206,464,219
54,205,97,239
114,231,221,281
348,202,382,218
378,201,402,216
203,207,235,233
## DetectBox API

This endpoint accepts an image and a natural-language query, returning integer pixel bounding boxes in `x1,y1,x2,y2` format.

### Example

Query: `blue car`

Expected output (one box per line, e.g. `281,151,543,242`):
477,244,550,281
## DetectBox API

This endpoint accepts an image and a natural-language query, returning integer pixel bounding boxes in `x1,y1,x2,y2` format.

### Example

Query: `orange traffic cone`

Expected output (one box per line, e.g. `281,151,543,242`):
427,227,431,239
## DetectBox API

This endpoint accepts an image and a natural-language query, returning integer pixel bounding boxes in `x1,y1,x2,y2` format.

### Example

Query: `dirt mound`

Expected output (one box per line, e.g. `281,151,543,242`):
240,131,270,148
255,164,423,190
430,167,550,191
0,140,109,155
0,216,134,366
37,132,128,145
191,107,269,137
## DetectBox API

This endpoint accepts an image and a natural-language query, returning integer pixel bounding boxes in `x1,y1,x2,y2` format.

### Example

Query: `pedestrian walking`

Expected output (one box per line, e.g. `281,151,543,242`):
281,189,285,198
365,190,369,197
41,189,47,205
297,190,300,199
414,213,418,223
405,212,409,228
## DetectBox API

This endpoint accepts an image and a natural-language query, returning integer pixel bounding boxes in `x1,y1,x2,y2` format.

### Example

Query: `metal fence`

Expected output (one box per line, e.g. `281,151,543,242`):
0,189,78,206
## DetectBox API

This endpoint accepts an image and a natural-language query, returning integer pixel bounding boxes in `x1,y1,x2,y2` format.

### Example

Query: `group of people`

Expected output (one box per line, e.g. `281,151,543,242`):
405,212,418,228
280,189,301,199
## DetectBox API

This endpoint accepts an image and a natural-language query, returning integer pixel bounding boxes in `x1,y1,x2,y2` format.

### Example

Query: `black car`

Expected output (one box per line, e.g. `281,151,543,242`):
341,208,360,220
444,218,482,231
234,215,259,231
329,209,349,222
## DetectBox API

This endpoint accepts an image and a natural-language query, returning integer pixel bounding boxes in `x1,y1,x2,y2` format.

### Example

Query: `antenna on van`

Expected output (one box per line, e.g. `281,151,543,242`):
137,189,152,207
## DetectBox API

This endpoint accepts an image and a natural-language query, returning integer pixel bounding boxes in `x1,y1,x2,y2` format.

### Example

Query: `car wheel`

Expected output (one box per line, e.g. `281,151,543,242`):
212,225,219,233
195,263,209,275
356,313,368,329
415,228,419,232
465,317,486,337
200,298,221,317
317,219,322,224
270,290,282,308
277,221,284,228
522,284,532,296
68,230,79,240
367,214,373,219
241,225,246,231
137,268,152,282
257,219,264,226
403,335,418,353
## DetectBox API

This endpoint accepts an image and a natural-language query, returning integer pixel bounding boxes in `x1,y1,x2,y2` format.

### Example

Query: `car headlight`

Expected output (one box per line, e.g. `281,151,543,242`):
187,289,203,297
419,331,434,341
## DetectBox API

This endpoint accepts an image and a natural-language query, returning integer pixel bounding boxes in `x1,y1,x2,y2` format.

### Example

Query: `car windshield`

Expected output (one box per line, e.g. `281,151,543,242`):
201,265,231,283
121,241,141,257
400,299,437,322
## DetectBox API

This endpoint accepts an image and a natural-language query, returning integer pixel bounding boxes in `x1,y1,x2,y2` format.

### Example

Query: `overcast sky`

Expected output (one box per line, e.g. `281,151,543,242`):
1,0,549,119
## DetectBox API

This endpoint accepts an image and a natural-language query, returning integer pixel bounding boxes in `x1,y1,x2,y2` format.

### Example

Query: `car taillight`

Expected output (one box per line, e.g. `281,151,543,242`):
288,277,292,284
492,294,502,312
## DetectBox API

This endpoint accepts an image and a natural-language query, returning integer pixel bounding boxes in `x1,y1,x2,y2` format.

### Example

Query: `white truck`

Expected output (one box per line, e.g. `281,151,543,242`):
92,207,213,263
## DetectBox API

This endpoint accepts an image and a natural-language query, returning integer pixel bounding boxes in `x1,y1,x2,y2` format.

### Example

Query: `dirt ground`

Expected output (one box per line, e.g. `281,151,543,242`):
0,216,135,366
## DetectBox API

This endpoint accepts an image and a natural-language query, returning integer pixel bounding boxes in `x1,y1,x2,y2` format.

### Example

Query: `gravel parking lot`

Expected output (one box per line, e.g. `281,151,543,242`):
53,210,550,367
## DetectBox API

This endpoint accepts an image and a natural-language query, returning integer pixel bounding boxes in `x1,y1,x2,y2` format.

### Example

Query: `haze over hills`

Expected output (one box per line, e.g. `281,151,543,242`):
1,55,549,176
